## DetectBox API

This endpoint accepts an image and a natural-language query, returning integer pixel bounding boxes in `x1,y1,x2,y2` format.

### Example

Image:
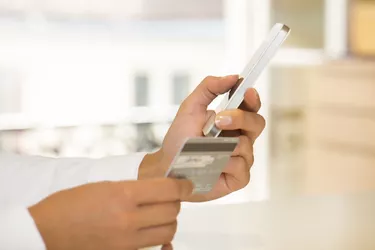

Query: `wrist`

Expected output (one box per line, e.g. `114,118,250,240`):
138,150,166,180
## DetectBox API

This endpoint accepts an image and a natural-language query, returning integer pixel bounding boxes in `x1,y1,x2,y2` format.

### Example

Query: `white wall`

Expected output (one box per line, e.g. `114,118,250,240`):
0,16,269,204
0,20,225,119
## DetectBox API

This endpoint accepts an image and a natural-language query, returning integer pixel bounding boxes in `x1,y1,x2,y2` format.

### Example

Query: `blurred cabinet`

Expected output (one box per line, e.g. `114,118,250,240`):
304,59,375,194
268,0,375,197
350,0,375,56
269,67,308,159
271,0,325,49
268,66,309,197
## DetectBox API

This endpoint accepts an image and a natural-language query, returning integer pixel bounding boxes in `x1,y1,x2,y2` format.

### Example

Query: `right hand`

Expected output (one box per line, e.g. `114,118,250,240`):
28,178,193,250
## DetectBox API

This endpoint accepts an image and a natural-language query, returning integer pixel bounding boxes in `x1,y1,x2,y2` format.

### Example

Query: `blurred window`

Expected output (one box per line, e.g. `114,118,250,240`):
141,0,223,19
134,73,149,107
135,123,160,152
172,73,190,105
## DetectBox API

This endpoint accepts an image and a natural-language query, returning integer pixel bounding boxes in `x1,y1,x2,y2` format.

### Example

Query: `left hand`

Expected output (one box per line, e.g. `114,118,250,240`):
139,75,266,202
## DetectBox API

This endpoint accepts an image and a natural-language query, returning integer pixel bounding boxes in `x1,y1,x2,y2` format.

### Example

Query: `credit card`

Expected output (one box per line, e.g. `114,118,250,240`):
165,137,239,194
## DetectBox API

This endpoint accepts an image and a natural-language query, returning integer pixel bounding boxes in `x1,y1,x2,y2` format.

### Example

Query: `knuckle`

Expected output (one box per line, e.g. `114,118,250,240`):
258,115,266,130
249,153,255,166
166,221,178,242
236,164,251,190
202,75,215,83
162,178,185,201
122,188,136,205
175,181,187,199
164,202,181,221
235,136,246,152
166,179,181,198
237,136,253,164
243,171,251,188
246,153,254,168
172,202,181,216
258,98,262,109
179,98,191,111
238,159,251,189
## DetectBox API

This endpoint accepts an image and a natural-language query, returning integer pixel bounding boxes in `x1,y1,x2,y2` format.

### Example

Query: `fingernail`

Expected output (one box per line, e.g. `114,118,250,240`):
183,180,194,199
215,116,232,126
222,74,239,80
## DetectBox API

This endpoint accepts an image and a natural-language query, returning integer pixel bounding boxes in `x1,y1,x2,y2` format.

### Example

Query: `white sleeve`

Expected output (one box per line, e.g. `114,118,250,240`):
0,207,46,250
0,152,147,250
0,152,146,206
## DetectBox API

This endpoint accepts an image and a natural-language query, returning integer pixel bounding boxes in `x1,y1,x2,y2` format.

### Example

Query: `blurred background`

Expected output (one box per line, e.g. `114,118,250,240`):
0,0,374,203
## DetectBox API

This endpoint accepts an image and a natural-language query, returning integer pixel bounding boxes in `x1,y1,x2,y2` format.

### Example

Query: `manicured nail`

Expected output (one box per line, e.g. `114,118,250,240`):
222,74,239,80
180,180,194,199
215,116,232,126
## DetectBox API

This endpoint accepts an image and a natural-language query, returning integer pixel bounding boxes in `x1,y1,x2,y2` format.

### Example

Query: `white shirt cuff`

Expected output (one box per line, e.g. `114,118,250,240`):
0,207,46,250
88,153,147,183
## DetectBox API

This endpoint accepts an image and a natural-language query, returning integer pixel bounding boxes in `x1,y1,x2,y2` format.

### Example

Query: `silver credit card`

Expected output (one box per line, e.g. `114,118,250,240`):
165,137,239,194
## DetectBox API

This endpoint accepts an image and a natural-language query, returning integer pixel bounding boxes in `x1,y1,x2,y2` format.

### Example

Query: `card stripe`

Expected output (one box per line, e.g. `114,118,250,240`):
181,143,237,152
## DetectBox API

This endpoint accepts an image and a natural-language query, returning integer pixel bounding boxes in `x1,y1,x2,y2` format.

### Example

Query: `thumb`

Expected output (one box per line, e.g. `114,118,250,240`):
183,75,239,110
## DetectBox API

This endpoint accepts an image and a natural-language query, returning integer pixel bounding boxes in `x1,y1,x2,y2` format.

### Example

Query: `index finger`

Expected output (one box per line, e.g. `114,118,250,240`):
183,75,239,110
133,178,194,205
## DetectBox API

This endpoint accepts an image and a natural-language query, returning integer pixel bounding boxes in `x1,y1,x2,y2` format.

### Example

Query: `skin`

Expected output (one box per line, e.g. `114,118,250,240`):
29,179,193,250
139,75,265,202
28,75,265,250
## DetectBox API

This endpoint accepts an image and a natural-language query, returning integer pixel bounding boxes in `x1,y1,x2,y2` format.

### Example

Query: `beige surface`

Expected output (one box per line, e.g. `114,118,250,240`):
350,1,375,56
146,150,375,250
302,59,375,195
304,148,375,194
305,109,375,150
307,60,375,109
171,192,375,250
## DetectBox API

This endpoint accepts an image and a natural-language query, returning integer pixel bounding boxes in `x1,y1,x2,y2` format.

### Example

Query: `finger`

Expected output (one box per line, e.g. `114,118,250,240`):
162,243,173,250
220,129,241,138
183,75,239,109
239,88,261,113
215,110,266,140
137,222,178,249
222,157,251,191
231,135,254,167
136,202,181,229
133,178,193,205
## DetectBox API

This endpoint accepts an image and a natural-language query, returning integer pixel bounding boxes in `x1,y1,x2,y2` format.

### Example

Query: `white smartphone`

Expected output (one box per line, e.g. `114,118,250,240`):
203,23,291,137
